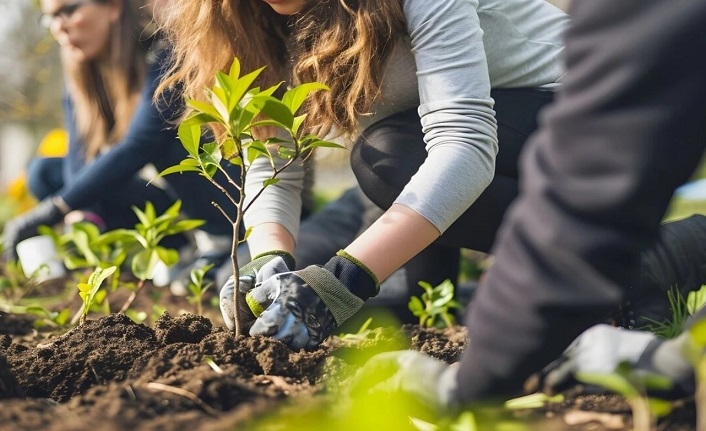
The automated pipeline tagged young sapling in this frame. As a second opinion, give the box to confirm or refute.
[159,57,342,335]
[77,266,117,324]
[408,279,461,328]
[187,263,214,316]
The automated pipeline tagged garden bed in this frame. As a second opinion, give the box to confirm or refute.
[0,280,698,431]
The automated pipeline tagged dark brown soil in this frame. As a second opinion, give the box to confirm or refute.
[0,310,697,431]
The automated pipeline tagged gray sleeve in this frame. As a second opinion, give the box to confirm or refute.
[396,0,498,233]
[243,151,305,239]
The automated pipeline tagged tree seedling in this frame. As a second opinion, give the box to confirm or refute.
[77,266,117,325]
[575,361,673,431]
[159,57,341,335]
[111,200,205,312]
[187,263,214,316]
[408,279,461,328]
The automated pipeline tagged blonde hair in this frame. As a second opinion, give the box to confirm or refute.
[158,0,405,136]
[64,0,152,159]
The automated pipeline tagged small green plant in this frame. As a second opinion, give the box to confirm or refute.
[0,259,41,305]
[643,285,706,339]
[339,317,374,344]
[112,200,204,312]
[186,263,214,316]
[159,57,341,336]
[575,361,673,431]
[408,279,461,328]
[77,266,117,324]
[503,392,564,410]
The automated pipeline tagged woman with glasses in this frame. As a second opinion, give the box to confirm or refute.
[2,0,242,274]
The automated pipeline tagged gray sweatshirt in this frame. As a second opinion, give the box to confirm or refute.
[244,0,568,241]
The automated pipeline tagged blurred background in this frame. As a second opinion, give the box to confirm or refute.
[0,0,569,208]
[16,0,706,232]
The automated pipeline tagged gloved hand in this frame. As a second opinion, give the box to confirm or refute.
[536,324,694,399]
[248,250,379,350]
[349,350,459,413]
[219,250,295,331]
[2,198,66,262]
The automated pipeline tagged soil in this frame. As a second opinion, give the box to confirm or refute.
[0,281,698,431]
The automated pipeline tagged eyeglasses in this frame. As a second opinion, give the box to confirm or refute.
[39,0,95,29]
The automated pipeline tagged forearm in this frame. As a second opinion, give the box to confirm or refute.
[247,222,296,257]
[345,203,440,282]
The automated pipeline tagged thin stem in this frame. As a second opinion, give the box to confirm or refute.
[628,396,653,431]
[119,279,145,314]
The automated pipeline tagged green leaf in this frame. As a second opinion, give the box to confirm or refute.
[156,246,179,266]
[221,137,238,160]
[228,57,241,81]
[186,98,223,123]
[263,178,280,187]
[277,146,297,159]
[247,141,272,165]
[177,123,202,157]
[576,372,638,398]
[181,112,220,128]
[131,249,160,281]
[210,87,230,124]
[302,139,347,152]
[254,97,294,129]
[690,320,706,347]
[229,66,267,114]
[282,82,329,115]
[157,164,202,177]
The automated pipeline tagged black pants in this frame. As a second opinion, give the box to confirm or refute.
[350,89,555,289]
[456,0,706,403]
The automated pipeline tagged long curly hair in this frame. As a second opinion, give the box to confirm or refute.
[63,0,152,159]
[158,0,405,137]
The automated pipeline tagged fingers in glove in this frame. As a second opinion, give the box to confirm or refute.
[249,272,337,350]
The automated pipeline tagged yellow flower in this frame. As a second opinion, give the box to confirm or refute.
[6,175,28,201]
[37,128,69,157]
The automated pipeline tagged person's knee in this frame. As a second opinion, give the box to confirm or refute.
[351,109,426,208]
[26,157,63,200]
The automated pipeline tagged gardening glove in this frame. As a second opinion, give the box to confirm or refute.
[536,323,695,399]
[2,197,67,262]
[248,250,379,350]
[219,250,295,331]
[349,350,459,413]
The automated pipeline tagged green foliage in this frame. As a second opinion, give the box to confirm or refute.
[187,263,214,316]
[77,266,117,324]
[643,285,706,339]
[0,259,40,305]
[158,57,340,335]
[338,317,374,344]
[118,200,204,281]
[504,393,564,410]
[408,279,461,328]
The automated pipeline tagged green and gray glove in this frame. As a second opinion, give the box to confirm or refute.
[219,250,295,331]
[248,250,379,350]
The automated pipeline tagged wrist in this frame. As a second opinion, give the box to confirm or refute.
[324,250,379,300]
[252,250,295,270]
[51,196,71,215]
